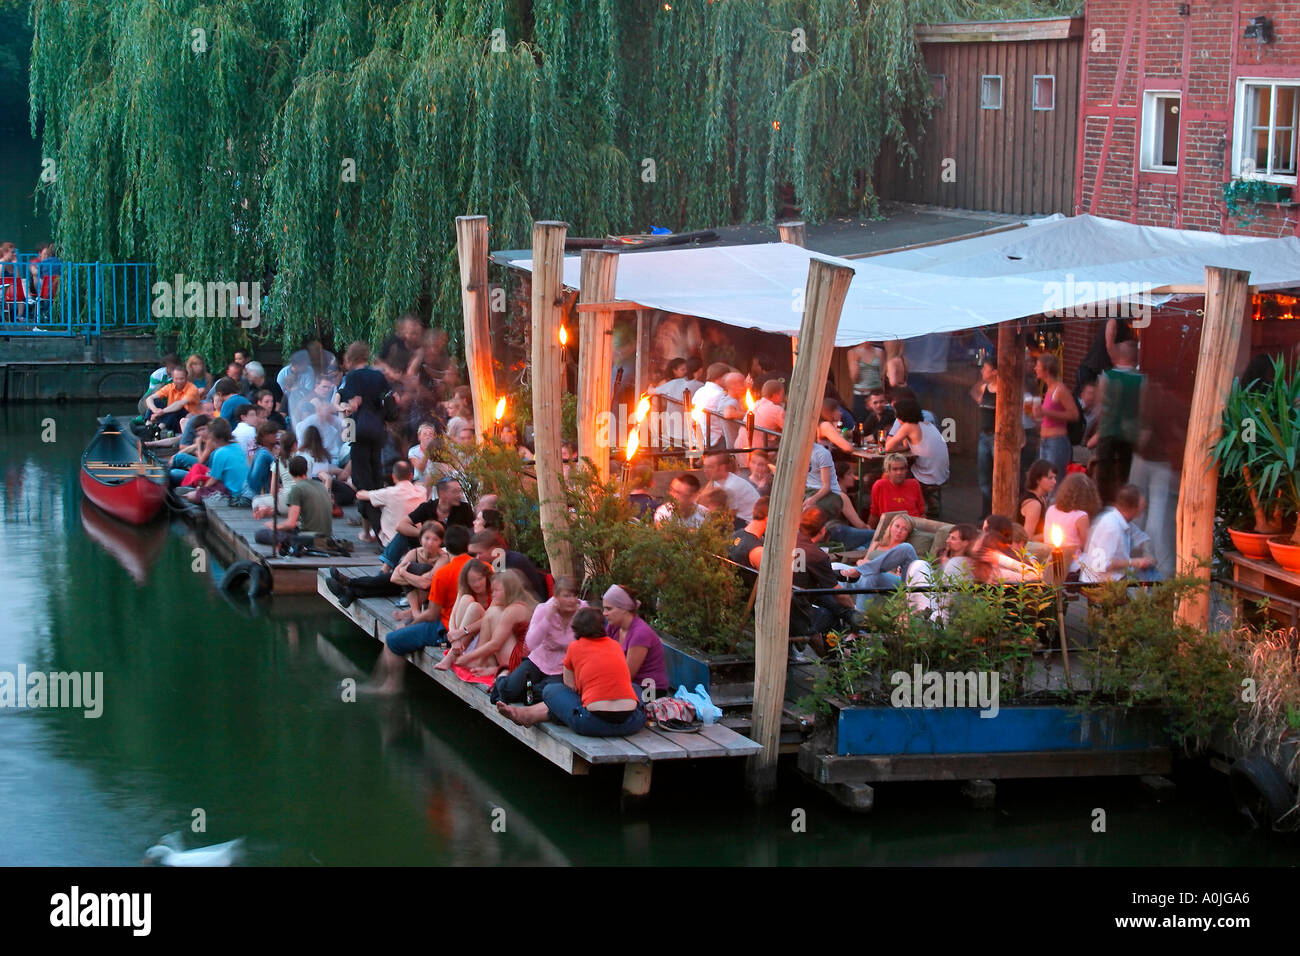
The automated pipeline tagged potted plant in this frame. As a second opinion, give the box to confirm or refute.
[1212,357,1300,567]
[1223,179,1295,225]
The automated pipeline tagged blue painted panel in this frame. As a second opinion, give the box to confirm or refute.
[836,706,1166,756]
[662,641,711,694]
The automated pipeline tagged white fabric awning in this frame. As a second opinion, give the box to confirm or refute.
[509,214,1300,346]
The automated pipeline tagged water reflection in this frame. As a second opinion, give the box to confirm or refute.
[79,499,169,585]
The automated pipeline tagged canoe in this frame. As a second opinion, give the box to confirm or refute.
[79,416,168,524]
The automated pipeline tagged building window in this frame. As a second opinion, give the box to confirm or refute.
[981,75,1002,110]
[1234,79,1299,182]
[1140,91,1181,172]
[1032,75,1055,111]
[930,74,945,105]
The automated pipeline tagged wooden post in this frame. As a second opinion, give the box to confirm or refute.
[456,215,495,438]
[777,220,807,247]
[746,258,855,803]
[578,251,618,483]
[531,221,575,580]
[1175,266,1250,628]
[634,309,653,409]
[992,321,1025,519]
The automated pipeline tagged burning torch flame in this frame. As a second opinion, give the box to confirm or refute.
[625,429,639,462]
[494,397,506,421]
[690,388,708,432]
[634,393,650,425]
[744,389,756,413]
[558,325,568,346]
[1049,524,1063,549]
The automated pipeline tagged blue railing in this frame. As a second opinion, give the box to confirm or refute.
[0,259,157,336]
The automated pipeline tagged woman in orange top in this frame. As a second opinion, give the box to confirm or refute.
[497,607,645,737]
[457,569,537,679]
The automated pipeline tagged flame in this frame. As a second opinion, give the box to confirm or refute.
[494,397,506,421]
[625,429,639,462]
[744,389,756,413]
[558,324,568,346]
[633,393,650,424]
[1049,524,1063,549]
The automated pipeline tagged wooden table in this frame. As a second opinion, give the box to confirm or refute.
[1223,550,1300,630]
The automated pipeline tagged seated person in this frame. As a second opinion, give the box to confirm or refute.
[231,402,264,458]
[654,474,706,528]
[467,530,547,603]
[489,576,586,705]
[253,388,286,429]
[145,366,202,432]
[846,513,919,612]
[868,453,925,527]
[294,398,346,463]
[1080,484,1156,584]
[246,422,280,497]
[1043,472,1101,575]
[884,397,948,519]
[702,451,759,522]
[329,521,446,611]
[625,464,659,521]
[433,558,495,670]
[167,414,212,485]
[1019,459,1057,542]
[902,523,978,621]
[497,607,647,738]
[745,450,773,497]
[357,460,428,547]
[454,569,538,679]
[698,487,742,531]
[499,421,534,461]
[973,515,1042,583]
[824,459,874,550]
[188,417,249,502]
[601,585,669,701]
[728,496,767,571]
[254,456,332,540]
[791,507,859,640]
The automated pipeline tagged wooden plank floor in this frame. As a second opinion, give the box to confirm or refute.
[317,566,762,779]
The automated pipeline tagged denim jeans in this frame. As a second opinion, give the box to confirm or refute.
[379,534,415,570]
[977,431,994,518]
[1038,434,1073,486]
[385,620,448,656]
[542,683,646,737]
[854,543,918,613]
[490,658,559,705]
[825,522,874,551]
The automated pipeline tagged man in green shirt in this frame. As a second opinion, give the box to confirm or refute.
[1094,340,1144,505]
[264,456,334,536]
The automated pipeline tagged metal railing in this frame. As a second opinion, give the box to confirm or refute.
[0,258,156,337]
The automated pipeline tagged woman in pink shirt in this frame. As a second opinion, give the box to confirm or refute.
[488,576,585,705]
[1043,472,1102,574]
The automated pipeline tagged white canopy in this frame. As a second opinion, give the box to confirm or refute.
[511,214,1300,346]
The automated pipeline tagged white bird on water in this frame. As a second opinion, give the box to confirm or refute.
[143,833,244,867]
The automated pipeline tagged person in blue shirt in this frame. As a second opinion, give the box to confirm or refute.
[193,417,250,502]
[246,422,280,496]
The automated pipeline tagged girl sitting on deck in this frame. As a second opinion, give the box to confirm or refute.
[455,569,537,679]
[489,576,586,706]
[434,558,494,671]
[600,585,669,701]
[903,523,979,621]
[497,607,646,738]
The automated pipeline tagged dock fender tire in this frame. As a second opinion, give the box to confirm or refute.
[1229,755,1294,830]
[220,559,273,599]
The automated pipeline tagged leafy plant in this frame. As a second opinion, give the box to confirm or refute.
[1231,625,1300,829]
[1211,356,1300,543]
[431,440,547,567]
[1223,179,1293,225]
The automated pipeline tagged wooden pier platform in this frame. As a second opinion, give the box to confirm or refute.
[318,566,762,800]
[199,498,385,594]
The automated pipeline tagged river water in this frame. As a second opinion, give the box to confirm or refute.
[0,403,1292,866]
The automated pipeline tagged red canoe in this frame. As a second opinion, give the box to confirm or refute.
[80,416,168,524]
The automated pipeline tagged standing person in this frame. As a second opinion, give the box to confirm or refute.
[690,363,728,445]
[712,372,748,449]
[601,585,669,700]
[849,341,886,423]
[337,342,391,543]
[496,608,646,738]
[1031,353,1078,481]
[970,359,998,519]
[1093,340,1144,504]
[1075,317,1135,392]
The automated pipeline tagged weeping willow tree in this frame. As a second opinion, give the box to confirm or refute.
[30,0,1077,362]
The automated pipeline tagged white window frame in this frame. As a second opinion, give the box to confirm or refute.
[980,75,1002,110]
[1139,90,1181,173]
[1232,78,1300,184]
[1032,75,1055,111]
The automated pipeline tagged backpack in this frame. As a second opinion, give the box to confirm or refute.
[380,388,400,422]
[1067,391,1086,445]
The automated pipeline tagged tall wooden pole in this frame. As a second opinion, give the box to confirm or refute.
[634,309,653,409]
[578,251,618,483]
[746,258,855,803]
[992,321,1025,519]
[531,221,575,580]
[1176,266,1250,628]
[456,215,495,438]
[777,221,807,247]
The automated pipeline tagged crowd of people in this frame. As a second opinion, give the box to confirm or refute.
[0,242,62,323]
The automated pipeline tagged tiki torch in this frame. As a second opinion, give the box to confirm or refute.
[622,428,639,493]
[493,396,506,441]
[744,388,756,448]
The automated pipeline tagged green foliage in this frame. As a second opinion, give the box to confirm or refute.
[1233,625,1300,815]
[430,439,547,567]
[1211,356,1300,542]
[1222,179,1294,225]
[30,0,1075,364]
[556,462,747,655]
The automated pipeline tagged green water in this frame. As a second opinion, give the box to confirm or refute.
[0,126,49,251]
[0,403,1294,866]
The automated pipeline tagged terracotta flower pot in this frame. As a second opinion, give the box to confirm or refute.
[1266,538,1300,573]
[1229,527,1282,560]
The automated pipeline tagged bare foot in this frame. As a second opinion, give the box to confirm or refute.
[496,702,545,727]
[392,608,412,622]
[433,649,458,671]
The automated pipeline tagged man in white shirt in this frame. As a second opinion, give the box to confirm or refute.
[357,461,429,547]
[231,403,264,458]
[701,451,759,522]
[689,363,728,445]
[654,474,707,529]
[1080,484,1156,583]
[295,398,345,463]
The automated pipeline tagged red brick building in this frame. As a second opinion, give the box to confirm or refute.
[1076,0,1300,236]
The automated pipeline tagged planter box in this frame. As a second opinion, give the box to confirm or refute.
[834,703,1167,756]
[660,636,757,692]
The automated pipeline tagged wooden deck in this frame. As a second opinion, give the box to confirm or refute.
[318,566,762,799]
[200,498,385,594]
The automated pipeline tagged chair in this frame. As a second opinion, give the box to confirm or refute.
[0,273,25,325]
[30,271,59,325]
